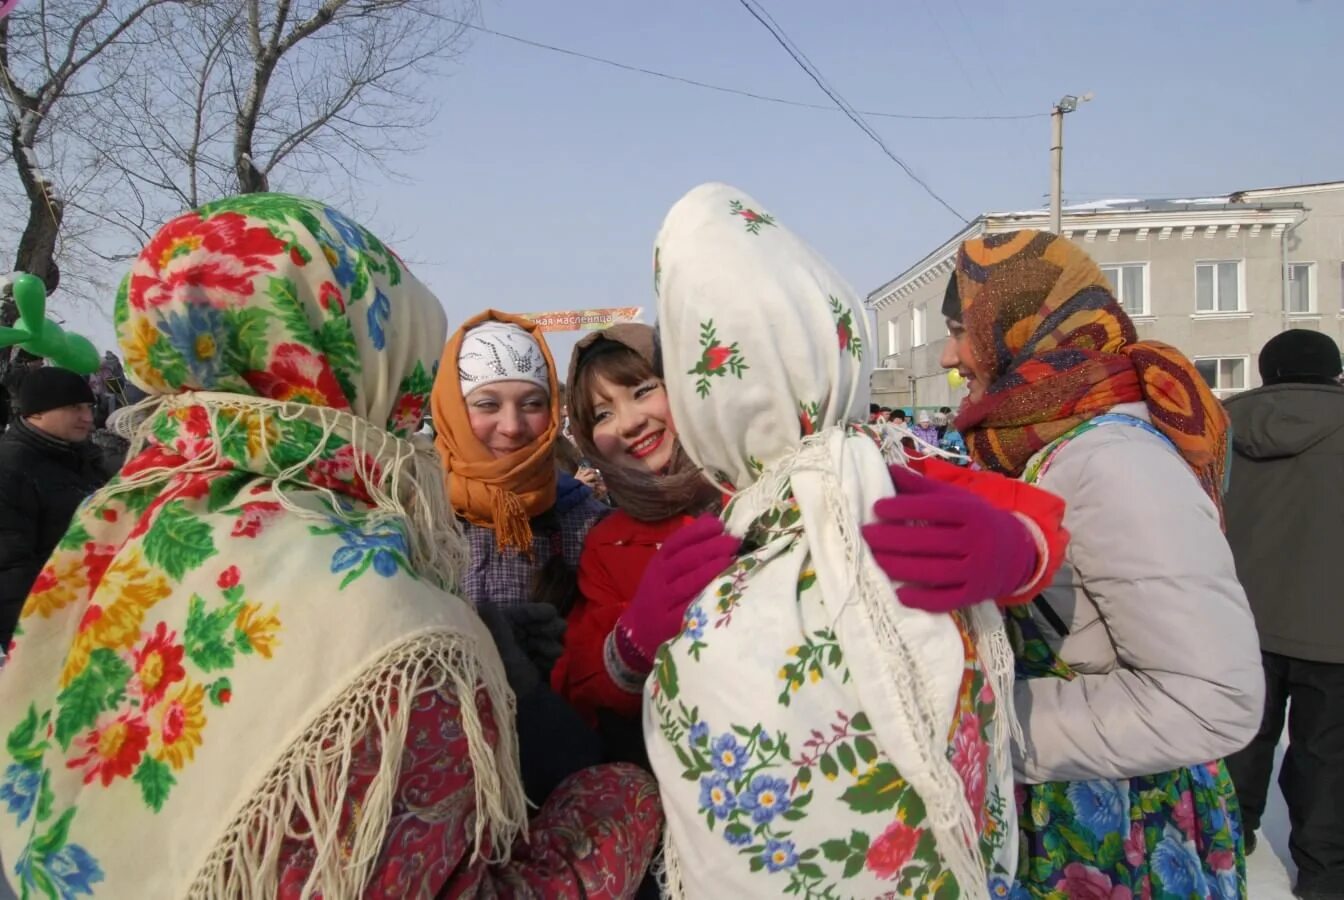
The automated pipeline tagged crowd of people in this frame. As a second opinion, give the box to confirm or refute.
[0,186,1337,899]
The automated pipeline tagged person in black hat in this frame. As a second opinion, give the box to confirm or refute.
[1223,330,1344,898]
[0,366,113,652]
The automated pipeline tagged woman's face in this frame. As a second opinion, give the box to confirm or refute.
[588,373,678,474]
[940,318,987,404]
[466,381,551,458]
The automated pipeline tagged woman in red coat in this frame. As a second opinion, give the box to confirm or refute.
[552,324,1071,759]
[551,326,722,734]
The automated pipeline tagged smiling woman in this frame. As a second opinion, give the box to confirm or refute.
[551,324,723,756]
[430,310,609,612]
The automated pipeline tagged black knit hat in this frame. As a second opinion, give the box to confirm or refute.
[18,366,95,416]
[1259,330,1342,386]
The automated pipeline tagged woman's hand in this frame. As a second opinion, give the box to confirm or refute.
[863,465,1038,613]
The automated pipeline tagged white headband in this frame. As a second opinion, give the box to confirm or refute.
[458,321,550,397]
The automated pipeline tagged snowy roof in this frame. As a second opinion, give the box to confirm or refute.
[989,195,1269,217]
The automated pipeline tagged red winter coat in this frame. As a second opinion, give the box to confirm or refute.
[552,510,692,725]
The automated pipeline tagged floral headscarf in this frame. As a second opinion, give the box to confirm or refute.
[952,230,1229,509]
[644,184,1016,899]
[0,195,522,898]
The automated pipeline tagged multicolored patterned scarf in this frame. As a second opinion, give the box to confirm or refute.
[645,183,1017,899]
[0,195,523,898]
[952,230,1229,509]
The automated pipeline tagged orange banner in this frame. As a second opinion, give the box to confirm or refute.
[516,307,643,333]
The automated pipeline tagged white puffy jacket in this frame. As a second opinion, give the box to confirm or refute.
[1013,402,1264,784]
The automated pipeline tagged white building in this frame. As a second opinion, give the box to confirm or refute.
[866,181,1344,411]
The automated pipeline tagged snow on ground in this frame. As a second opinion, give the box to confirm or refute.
[1248,737,1296,898]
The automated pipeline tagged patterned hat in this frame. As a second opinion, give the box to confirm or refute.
[457,321,549,397]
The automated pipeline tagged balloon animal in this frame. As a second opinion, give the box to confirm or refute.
[0,273,100,374]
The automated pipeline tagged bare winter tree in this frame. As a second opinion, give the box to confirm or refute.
[0,0,182,327]
[98,0,477,215]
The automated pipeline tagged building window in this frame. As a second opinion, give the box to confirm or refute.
[1286,262,1315,314]
[1195,261,1243,313]
[912,304,927,347]
[1195,357,1248,395]
[1100,264,1148,316]
[887,320,899,356]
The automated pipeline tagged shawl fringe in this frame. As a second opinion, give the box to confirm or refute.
[188,631,526,899]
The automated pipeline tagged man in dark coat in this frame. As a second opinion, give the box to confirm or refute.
[1224,329,1344,900]
[0,367,111,651]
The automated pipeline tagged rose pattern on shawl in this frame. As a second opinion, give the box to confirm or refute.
[828,295,863,358]
[688,319,747,398]
[728,199,776,234]
[951,715,990,830]
[388,360,432,436]
[866,820,923,880]
[798,401,822,437]
[244,342,349,409]
[128,210,288,311]
[230,500,283,539]
[1007,602,1247,898]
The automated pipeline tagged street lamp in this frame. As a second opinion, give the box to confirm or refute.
[1050,92,1094,234]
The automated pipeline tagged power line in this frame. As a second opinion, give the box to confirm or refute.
[733,0,970,223]
[445,18,1046,123]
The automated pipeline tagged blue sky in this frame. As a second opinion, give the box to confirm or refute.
[68,0,1340,367]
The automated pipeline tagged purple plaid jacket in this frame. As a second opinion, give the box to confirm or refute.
[462,475,608,609]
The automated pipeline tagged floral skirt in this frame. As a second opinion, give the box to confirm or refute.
[1013,759,1246,899]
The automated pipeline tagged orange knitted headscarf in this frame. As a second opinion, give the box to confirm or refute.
[431,310,559,551]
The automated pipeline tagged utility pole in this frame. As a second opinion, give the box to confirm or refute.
[1050,93,1093,234]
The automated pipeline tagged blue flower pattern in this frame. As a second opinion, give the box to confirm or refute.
[682,604,707,640]
[740,775,790,825]
[44,844,104,899]
[324,207,368,249]
[158,302,227,384]
[13,834,104,900]
[325,519,411,585]
[1151,827,1208,897]
[0,763,39,823]
[367,288,390,351]
[1066,779,1128,839]
[323,239,357,288]
[710,734,747,779]
[761,838,798,873]
[699,774,736,819]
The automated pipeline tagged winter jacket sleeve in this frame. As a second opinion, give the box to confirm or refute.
[1012,425,1264,784]
[552,537,644,723]
[0,467,44,614]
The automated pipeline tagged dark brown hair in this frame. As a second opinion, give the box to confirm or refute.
[569,338,718,522]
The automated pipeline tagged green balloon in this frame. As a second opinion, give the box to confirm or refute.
[0,273,100,374]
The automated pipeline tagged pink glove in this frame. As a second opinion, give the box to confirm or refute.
[862,465,1037,613]
[614,515,739,672]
